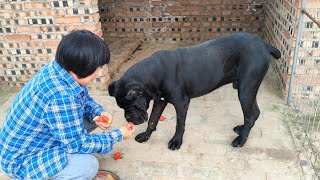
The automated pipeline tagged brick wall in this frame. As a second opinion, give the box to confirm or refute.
[0,0,266,90]
[0,0,109,90]
[263,0,299,97]
[264,0,320,99]
[3,0,317,96]
[99,0,266,42]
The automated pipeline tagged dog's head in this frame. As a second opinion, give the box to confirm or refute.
[108,80,151,125]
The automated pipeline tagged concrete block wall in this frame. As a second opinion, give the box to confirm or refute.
[99,0,266,42]
[0,0,109,90]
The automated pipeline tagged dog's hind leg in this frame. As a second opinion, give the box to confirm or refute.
[135,100,167,143]
[233,99,260,135]
[232,92,261,147]
[231,62,268,147]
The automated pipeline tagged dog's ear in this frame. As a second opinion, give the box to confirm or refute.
[125,83,144,100]
[108,80,118,97]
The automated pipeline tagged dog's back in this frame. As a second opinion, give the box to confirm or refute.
[161,33,280,97]
[122,33,280,98]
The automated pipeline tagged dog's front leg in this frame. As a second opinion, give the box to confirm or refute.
[135,99,167,143]
[168,98,190,150]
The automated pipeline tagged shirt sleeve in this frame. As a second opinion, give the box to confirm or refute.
[83,87,104,120]
[43,94,123,154]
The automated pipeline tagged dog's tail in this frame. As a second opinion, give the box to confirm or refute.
[265,43,281,59]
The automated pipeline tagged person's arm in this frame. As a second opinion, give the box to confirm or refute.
[82,87,104,120]
[43,94,122,154]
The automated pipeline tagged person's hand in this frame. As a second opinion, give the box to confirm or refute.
[120,122,136,140]
[95,111,113,130]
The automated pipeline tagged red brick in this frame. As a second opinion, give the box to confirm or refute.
[13,4,23,10]
[203,22,211,26]
[6,34,31,41]
[153,32,161,37]
[79,0,95,6]
[181,11,191,16]
[173,33,181,38]
[151,1,161,6]
[25,10,38,16]
[162,32,172,38]
[2,4,12,10]
[126,33,135,38]
[283,31,291,39]
[191,12,201,16]
[67,23,101,32]
[25,2,49,9]
[30,41,44,48]
[185,6,206,11]
[110,33,118,37]
[183,22,191,27]
[171,12,181,16]
[162,22,171,26]
[55,16,80,24]
[222,10,232,15]
[117,23,125,28]
[166,6,185,11]
[16,27,42,33]
[151,12,161,16]
[45,41,60,47]
[208,0,222,4]
[6,63,14,69]
[180,0,190,5]
[173,22,181,27]
[244,11,252,15]
[125,23,134,27]
[232,22,241,26]
[0,12,11,18]
[143,24,152,28]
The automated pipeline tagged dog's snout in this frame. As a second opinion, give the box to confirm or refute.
[125,115,131,120]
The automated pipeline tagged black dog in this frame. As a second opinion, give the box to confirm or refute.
[108,32,281,150]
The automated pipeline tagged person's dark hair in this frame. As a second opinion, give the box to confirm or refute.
[55,30,110,78]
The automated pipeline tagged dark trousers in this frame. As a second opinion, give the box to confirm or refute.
[83,118,98,133]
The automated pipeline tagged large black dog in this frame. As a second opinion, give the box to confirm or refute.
[108,32,281,150]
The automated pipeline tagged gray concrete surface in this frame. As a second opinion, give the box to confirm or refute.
[0,42,304,180]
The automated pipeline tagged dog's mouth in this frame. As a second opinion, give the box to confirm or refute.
[124,107,148,125]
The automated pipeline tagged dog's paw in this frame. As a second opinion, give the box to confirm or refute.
[168,137,183,150]
[233,125,244,135]
[231,135,247,147]
[135,132,150,143]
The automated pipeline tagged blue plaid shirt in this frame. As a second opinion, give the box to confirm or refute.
[0,61,123,179]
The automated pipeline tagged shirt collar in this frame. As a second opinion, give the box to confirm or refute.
[52,60,84,94]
